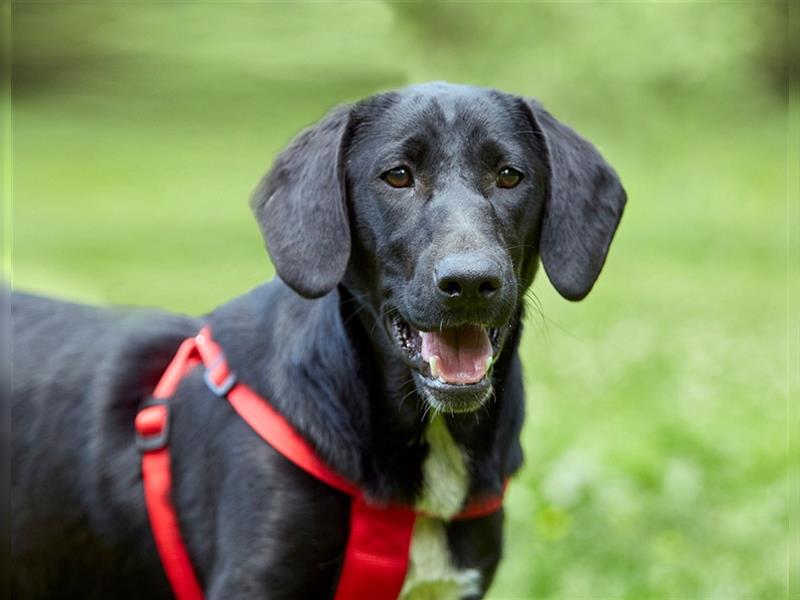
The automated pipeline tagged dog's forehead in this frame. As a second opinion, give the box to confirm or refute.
[362,84,517,140]
[401,83,499,121]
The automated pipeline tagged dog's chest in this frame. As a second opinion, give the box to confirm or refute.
[399,416,481,600]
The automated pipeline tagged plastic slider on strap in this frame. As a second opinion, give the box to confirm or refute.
[135,399,171,452]
[203,356,237,397]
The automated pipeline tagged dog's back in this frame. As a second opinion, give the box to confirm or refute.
[9,292,197,599]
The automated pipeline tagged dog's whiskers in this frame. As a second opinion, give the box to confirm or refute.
[503,243,536,252]
[523,288,548,339]
[397,387,420,410]
[341,303,370,328]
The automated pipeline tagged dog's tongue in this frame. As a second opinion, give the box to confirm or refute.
[420,325,492,385]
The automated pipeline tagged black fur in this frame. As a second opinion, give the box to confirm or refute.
[8,82,626,599]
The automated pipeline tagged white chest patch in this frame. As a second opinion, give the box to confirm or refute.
[399,416,481,600]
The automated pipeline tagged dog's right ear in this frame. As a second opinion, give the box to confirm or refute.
[251,105,353,299]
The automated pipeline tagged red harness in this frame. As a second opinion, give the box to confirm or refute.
[135,327,506,600]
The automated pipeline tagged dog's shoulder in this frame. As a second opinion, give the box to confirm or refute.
[206,281,368,482]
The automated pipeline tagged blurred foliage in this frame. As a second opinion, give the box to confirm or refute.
[7,1,797,598]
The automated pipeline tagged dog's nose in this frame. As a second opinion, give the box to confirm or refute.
[434,253,503,307]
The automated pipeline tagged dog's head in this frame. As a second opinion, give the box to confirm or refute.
[252,83,626,414]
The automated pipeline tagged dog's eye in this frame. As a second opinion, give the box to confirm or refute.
[382,167,413,188]
[496,167,523,189]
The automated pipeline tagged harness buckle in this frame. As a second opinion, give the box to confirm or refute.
[135,398,171,452]
[203,357,237,397]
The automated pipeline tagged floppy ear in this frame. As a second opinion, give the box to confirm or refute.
[251,105,353,299]
[524,99,627,301]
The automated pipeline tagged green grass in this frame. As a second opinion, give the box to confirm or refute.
[8,2,796,598]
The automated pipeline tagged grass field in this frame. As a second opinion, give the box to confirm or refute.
[7,2,797,598]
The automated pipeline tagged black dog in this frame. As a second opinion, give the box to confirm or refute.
[9,82,626,599]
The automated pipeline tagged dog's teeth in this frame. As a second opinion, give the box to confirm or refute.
[428,356,440,378]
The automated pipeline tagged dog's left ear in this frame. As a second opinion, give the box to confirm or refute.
[523,99,627,301]
[251,105,353,299]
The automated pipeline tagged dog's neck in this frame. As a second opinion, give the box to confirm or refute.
[208,281,524,506]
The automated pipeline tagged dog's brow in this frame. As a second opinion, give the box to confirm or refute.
[374,134,430,168]
[475,138,528,169]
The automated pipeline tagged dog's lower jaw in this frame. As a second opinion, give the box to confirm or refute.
[400,415,482,599]
[417,380,493,415]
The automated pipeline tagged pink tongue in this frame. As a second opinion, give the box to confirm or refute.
[420,325,492,385]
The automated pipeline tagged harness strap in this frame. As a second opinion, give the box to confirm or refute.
[135,339,204,600]
[334,496,416,600]
[136,327,506,600]
[197,331,360,496]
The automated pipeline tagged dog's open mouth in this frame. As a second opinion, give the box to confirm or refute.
[387,314,502,412]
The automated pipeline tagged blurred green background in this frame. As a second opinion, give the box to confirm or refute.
[6,1,797,598]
